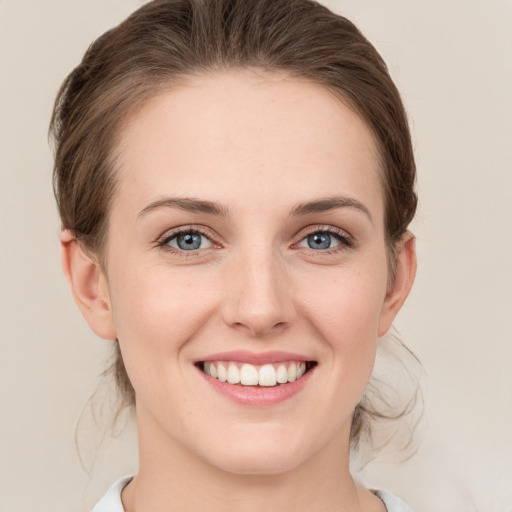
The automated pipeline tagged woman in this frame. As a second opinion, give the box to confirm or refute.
[51,0,418,510]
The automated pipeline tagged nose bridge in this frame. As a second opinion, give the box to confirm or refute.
[223,240,293,337]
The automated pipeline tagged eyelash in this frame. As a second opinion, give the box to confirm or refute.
[295,225,355,254]
[155,225,354,257]
[156,226,218,256]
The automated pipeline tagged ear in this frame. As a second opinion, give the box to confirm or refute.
[378,232,417,337]
[60,230,117,340]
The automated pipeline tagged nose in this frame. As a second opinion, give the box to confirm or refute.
[221,247,295,338]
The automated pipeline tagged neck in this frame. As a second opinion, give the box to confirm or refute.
[122,406,379,512]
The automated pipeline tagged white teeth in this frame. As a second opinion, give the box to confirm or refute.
[287,363,297,382]
[203,361,312,387]
[217,363,227,382]
[227,364,241,384]
[240,364,259,385]
[258,364,277,387]
[276,364,288,384]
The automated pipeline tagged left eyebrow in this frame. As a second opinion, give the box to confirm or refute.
[289,196,373,223]
[138,197,228,217]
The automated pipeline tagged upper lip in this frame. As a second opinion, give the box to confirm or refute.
[196,350,314,365]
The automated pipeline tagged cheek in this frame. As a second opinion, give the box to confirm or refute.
[296,262,388,385]
[300,264,386,339]
[109,265,219,376]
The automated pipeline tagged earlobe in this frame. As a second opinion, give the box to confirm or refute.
[60,230,117,340]
[378,232,417,337]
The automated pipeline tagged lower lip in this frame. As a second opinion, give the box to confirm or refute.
[198,366,315,407]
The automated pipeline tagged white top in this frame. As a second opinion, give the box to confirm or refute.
[92,476,412,512]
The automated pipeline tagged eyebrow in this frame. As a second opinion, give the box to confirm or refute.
[138,195,372,222]
[138,197,228,217]
[290,196,373,222]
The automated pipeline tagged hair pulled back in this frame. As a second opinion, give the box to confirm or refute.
[50,0,418,451]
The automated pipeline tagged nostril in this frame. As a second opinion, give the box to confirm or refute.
[229,319,289,337]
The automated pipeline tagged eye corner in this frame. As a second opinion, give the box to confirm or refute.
[154,225,222,256]
[292,225,355,254]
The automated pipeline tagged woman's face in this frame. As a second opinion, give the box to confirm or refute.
[97,70,409,474]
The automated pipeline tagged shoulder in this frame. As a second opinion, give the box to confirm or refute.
[373,489,413,512]
[92,476,132,512]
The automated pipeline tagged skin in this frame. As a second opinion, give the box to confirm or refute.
[61,70,416,511]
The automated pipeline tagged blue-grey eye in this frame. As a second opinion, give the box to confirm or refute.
[168,232,212,251]
[299,231,341,250]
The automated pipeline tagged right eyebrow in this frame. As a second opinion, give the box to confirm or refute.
[289,196,373,223]
[138,197,228,218]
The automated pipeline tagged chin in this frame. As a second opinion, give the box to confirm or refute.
[213,451,304,476]
[198,429,312,476]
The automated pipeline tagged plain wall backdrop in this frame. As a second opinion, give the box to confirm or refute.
[1,1,511,511]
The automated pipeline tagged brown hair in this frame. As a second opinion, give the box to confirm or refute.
[50,0,418,451]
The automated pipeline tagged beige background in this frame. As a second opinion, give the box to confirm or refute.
[1,1,511,511]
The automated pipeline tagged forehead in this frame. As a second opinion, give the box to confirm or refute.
[112,70,383,219]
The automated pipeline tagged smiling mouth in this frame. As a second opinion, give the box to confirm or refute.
[196,361,317,388]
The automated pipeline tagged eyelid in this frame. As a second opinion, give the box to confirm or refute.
[154,224,355,256]
[155,225,221,253]
[292,225,355,251]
